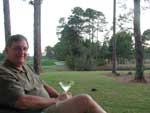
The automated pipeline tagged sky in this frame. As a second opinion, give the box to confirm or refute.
[0,0,150,56]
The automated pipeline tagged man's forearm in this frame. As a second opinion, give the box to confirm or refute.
[15,95,57,110]
[44,84,60,97]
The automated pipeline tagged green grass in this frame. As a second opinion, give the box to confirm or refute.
[41,58,56,66]
[27,58,57,66]
[41,71,150,113]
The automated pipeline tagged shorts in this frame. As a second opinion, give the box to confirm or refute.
[42,103,59,113]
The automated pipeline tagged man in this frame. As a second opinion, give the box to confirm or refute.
[0,34,107,113]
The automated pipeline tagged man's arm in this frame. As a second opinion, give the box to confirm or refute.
[43,84,60,97]
[15,95,58,110]
[15,93,72,110]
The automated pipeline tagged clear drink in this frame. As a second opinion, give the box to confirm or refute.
[59,81,74,92]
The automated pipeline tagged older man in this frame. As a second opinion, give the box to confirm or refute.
[0,34,107,113]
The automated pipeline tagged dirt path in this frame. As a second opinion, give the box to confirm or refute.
[107,73,150,84]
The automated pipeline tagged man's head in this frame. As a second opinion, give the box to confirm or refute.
[5,34,29,68]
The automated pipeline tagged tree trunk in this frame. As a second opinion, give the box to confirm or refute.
[112,0,117,74]
[3,0,11,44]
[134,0,145,81]
[34,0,41,75]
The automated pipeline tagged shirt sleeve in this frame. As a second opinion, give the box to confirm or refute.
[0,73,25,108]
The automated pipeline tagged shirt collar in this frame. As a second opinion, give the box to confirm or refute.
[3,60,26,73]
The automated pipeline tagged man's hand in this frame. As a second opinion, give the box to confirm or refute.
[57,92,72,101]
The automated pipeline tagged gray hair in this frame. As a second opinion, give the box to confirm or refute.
[6,34,29,48]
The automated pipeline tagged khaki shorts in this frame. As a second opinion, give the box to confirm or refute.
[42,103,60,113]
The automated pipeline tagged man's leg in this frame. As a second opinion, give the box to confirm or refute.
[44,94,107,113]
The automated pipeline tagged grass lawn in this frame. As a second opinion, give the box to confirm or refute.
[41,71,150,113]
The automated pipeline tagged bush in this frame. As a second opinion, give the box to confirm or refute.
[65,54,96,71]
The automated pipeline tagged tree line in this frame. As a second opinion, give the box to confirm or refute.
[45,6,150,71]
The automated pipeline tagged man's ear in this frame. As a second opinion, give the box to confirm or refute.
[4,47,8,54]
[3,48,8,57]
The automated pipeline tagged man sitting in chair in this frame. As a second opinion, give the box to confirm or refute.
[0,34,107,113]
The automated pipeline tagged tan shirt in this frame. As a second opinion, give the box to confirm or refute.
[0,60,49,113]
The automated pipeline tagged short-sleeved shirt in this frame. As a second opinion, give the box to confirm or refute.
[0,60,50,113]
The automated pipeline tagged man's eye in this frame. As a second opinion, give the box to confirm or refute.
[23,47,28,51]
[13,47,28,51]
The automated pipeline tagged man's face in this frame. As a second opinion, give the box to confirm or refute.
[6,40,28,68]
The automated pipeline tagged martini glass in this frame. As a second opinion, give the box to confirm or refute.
[59,81,74,92]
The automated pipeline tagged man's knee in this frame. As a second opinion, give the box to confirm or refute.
[77,94,93,104]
